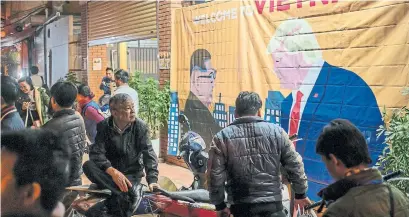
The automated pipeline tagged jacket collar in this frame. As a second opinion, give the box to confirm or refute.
[1,105,17,116]
[107,116,134,134]
[53,109,75,118]
[78,98,92,108]
[318,168,382,201]
[230,116,265,126]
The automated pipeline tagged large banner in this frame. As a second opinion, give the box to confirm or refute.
[168,0,409,200]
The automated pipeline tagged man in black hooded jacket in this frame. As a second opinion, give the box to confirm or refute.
[42,81,87,208]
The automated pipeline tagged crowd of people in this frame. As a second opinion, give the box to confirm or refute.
[1,68,409,217]
[206,92,409,217]
[1,67,157,217]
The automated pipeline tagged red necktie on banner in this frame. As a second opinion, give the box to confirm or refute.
[289,91,303,148]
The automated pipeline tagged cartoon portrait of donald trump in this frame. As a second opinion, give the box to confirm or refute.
[267,19,385,200]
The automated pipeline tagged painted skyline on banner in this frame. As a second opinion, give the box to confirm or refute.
[167,91,286,156]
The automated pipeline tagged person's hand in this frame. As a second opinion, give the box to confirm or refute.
[33,120,41,128]
[107,167,132,192]
[51,202,65,217]
[149,183,160,192]
[22,102,29,111]
[216,207,231,217]
[294,197,312,212]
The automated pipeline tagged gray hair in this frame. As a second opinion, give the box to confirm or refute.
[109,93,132,111]
[235,91,262,117]
[267,19,323,65]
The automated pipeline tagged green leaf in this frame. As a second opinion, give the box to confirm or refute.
[128,71,170,139]
[377,98,409,194]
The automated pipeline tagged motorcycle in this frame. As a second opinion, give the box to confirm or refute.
[157,114,297,217]
[176,114,209,190]
[65,114,216,217]
[66,114,298,217]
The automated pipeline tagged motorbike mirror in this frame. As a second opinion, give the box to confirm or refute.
[178,114,188,124]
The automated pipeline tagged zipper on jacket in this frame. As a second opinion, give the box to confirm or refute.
[120,133,126,171]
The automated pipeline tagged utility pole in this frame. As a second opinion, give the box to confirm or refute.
[43,0,53,85]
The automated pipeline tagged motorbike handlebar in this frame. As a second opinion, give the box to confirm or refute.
[289,133,298,141]
[177,151,186,160]
[304,200,325,211]
[383,170,402,181]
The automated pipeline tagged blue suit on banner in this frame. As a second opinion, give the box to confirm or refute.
[280,62,385,201]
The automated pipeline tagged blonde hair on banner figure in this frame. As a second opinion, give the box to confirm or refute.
[266,18,323,67]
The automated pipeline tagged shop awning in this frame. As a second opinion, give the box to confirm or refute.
[1,26,37,47]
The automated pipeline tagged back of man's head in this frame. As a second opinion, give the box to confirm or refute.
[1,129,71,213]
[50,81,77,108]
[1,75,20,105]
[235,91,262,117]
[114,69,129,84]
[316,119,372,168]
[30,66,39,75]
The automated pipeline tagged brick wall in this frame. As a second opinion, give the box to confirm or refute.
[158,0,186,168]
[80,0,187,167]
[88,45,108,99]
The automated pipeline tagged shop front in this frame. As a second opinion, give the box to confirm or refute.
[84,1,159,98]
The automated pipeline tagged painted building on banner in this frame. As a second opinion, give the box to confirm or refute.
[213,93,228,128]
[228,106,236,125]
[168,0,409,201]
[264,91,284,124]
[167,92,180,156]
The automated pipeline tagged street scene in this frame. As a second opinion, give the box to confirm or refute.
[1,1,409,217]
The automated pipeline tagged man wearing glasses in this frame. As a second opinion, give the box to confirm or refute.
[183,49,221,154]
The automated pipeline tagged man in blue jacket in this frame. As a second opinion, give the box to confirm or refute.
[100,67,114,95]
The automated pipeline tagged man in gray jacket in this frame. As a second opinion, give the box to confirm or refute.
[207,91,310,217]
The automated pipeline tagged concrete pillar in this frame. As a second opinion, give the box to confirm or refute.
[118,42,128,70]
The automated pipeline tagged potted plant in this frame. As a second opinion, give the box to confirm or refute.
[377,88,409,195]
[129,71,170,139]
[58,71,81,85]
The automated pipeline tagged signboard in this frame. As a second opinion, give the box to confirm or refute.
[159,51,171,70]
[92,57,102,70]
[170,0,409,201]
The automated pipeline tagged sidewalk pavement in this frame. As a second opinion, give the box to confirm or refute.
[81,154,193,189]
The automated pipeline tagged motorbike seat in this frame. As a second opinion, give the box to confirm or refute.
[156,188,211,203]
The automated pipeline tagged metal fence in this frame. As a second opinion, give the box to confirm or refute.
[128,47,158,76]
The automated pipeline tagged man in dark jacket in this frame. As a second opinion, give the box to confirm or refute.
[1,129,70,217]
[207,91,310,217]
[316,119,409,217]
[83,93,159,217]
[42,81,87,208]
[1,75,25,131]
